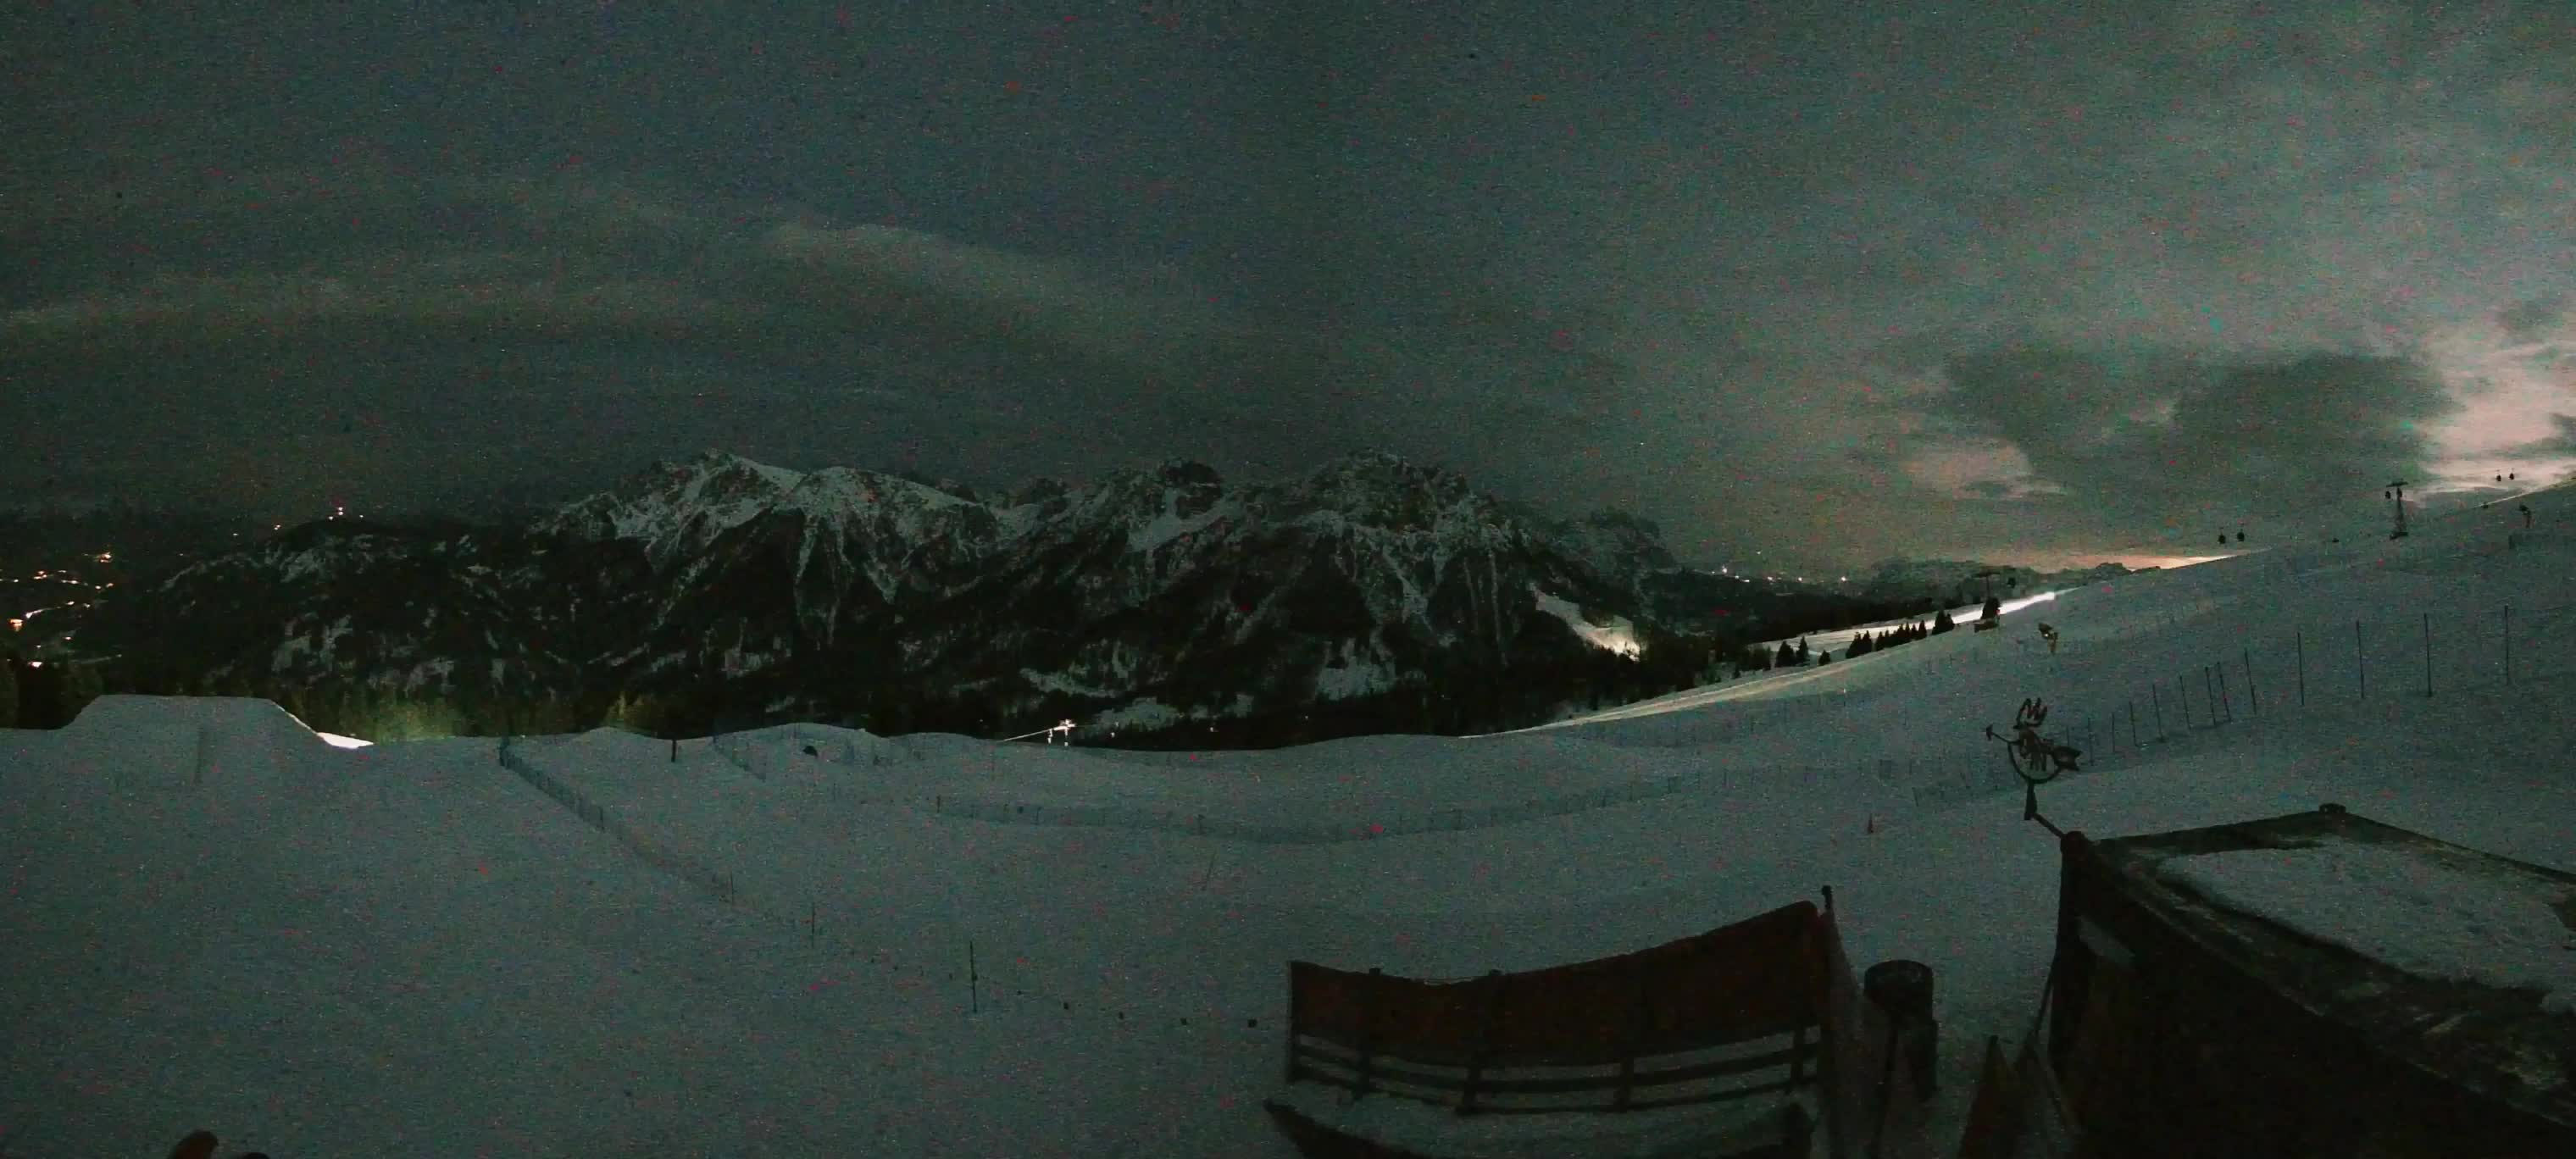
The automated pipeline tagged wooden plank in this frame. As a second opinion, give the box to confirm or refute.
[1266,1096,1809,1159]
[1274,900,1838,1131]
[1614,964,1655,1109]
[1457,970,1507,1116]
[1287,1039,1820,1102]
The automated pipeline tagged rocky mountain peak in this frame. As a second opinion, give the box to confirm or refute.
[534,448,808,566]
[1557,509,1681,578]
[93,446,1749,748]
[1262,451,1480,530]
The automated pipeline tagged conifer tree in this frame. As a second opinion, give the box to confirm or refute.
[57,661,104,725]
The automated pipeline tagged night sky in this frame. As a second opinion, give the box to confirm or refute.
[7,2,2573,571]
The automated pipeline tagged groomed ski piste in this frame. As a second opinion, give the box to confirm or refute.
[5,484,2572,1157]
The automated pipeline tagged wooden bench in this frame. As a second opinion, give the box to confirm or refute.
[1263,898,1842,1158]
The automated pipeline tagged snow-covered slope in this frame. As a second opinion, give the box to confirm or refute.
[10,481,2571,1156]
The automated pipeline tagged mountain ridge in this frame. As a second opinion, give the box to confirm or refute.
[92,449,1758,744]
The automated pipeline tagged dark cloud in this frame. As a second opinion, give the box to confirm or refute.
[0,173,1361,505]
[2,163,1646,522]
[7,1,2575,566]
[2501,413,2576,458]
[2497,294,2568,346]
[1930,346,2457,532]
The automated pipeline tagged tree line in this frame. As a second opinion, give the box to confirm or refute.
[42,591,1980,748]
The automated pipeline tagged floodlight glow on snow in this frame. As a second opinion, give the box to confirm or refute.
[1996,591,2059,615]
[318,732,375,748]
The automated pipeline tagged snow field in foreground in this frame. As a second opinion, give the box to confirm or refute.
[3,481,2572,1156]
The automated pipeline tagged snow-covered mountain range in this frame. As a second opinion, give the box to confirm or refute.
[90,450,1759,741]
[1856,557,2138,607]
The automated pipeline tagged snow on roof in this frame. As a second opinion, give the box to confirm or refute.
[2082,808,2576,1128]
[2159,839,2576,1013]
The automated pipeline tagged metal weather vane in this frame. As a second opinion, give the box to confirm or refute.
[1985,696,2084,837]
[1985,696,2083,783]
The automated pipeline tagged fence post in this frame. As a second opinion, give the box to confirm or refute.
[2296,629,2307,707]
[2243,648,2257,717]
[2179,673,2192,729]
[2130,700,2140,748]
[2355,620,2366,701]
[2216,664,2233,723]
[2151,685,2165,740]
[2422,611,2433,698]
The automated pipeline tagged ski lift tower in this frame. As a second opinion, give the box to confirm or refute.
[2387,480,2409,540]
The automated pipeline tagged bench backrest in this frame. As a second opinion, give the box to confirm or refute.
[1283,901,1831,1114]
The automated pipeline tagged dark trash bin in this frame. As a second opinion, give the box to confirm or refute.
[1864,959,1939,1095]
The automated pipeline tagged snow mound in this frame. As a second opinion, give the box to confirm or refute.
[709,722,891,777]
[532,724,677,756]
[55,695,332,791]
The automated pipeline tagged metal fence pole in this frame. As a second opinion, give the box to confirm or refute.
[2243,648,2257,717]
[2216,664,2233,723]
[2130,700,2140,748]
[2151,685,2165,740]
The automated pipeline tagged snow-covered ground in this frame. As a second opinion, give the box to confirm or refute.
[4,485,2573,1156]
